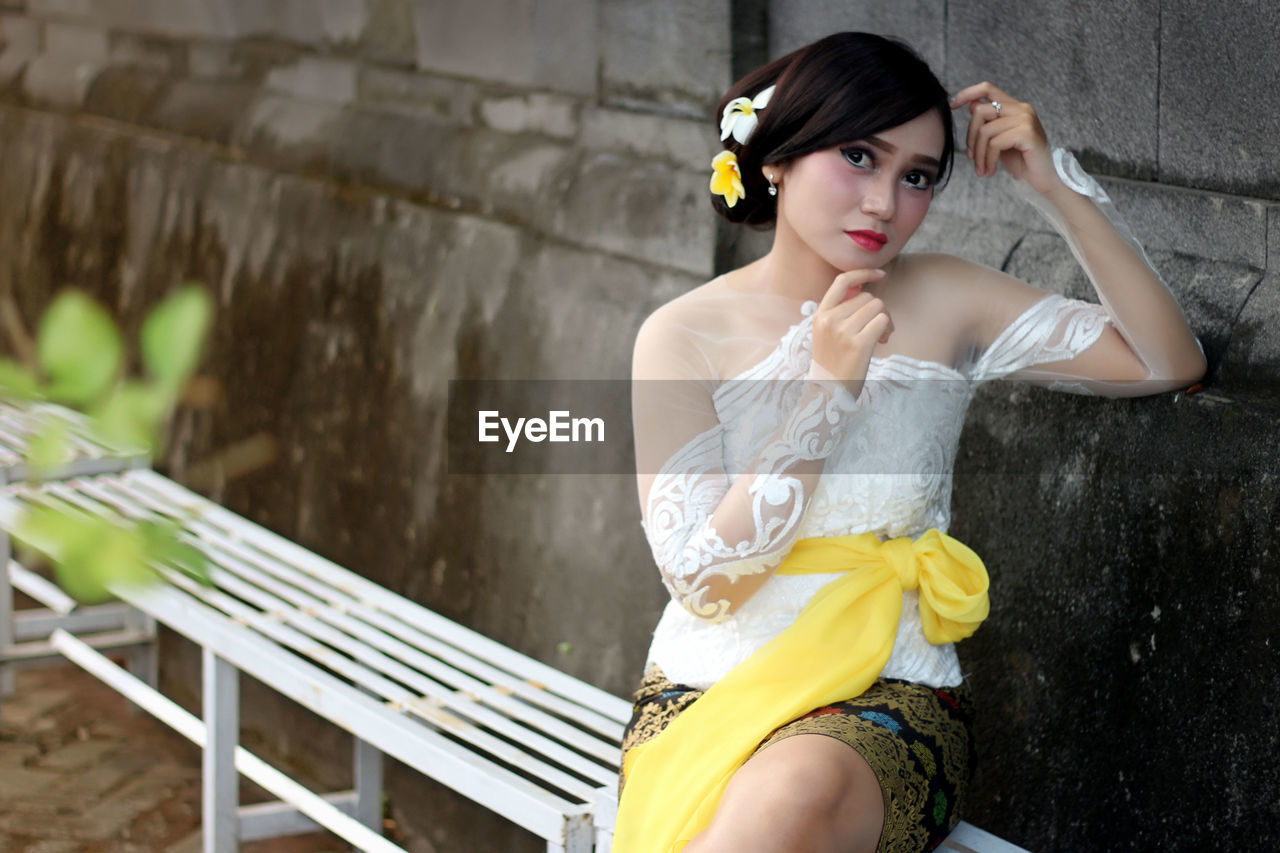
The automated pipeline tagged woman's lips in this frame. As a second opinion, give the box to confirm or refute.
[847,230,888,251]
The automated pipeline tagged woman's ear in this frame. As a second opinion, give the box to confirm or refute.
[761,164,783,195]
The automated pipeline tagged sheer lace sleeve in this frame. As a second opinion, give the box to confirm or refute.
[965,293,1113,388]
[965,148,1204,394]
[631,307,863,624]
[995,148,1204,394]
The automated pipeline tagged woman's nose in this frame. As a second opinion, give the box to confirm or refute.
[861,176,895,219]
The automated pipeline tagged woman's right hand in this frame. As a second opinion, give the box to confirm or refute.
[810,267,893,398]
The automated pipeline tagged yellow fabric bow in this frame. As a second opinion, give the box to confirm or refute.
[613,528,989,852]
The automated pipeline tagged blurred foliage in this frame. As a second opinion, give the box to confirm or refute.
[0,285,216,602]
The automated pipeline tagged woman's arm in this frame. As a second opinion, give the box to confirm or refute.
[950,83,1207,395]
[632,309,863,623]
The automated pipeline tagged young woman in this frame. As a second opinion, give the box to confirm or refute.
[615,32,1205,853]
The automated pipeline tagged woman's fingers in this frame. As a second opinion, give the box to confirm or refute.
[837,298,892,343]
[982,125,1035,177]
[949,80,1015,112]
[875,312,893,345]
[972,115,1022,176]
[952,82,1034,175]
[967,106,1002,168]
[811,269,893,388]
[817,267,885,313]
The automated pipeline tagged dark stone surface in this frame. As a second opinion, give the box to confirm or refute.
[1003,232,1259,368]
[946,0,1160,181]
[411,0,598,96]
[953,384,1280,851]
[1218,205,1280,402]
[769,0,945,71]
[1160,0,1280,200]
[600,0,731,115]
[144,77,258,145]
[1103,177,1269,269]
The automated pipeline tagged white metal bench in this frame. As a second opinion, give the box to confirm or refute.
[0,454,1029,851]
[0,468,630,852]
[0,400,153,711]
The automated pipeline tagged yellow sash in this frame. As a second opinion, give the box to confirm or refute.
[613,528,989,852]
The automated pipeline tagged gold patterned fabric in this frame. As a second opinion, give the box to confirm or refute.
[620,663,976,852]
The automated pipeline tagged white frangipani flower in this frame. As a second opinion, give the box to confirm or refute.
[719,84,775,145]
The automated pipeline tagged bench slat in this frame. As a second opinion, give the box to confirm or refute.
[13,602,131,640]
[109,474,630,738]
[0,402,146,483]
[119,578,591,842]
[8,560,77,614]
[162,566,609,802]
[19,484,620,804]
[91,475,627,757]
[73,477,625,771]
[127,469,633,721]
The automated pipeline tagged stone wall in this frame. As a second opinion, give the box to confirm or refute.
[1,1,1276,850]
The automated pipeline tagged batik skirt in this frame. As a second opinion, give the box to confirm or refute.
[618,663,977,852]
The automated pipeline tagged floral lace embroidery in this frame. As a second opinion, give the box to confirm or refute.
[643,373,862,623]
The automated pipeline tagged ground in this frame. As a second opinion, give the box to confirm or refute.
[0,662,413,852]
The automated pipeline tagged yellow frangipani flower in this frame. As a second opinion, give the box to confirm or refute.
[710,150,745,207]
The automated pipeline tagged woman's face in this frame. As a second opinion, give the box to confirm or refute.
[774,109,946,270]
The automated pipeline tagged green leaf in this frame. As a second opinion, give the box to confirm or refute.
[138,519,212,586]
[0,359,41,399]
[37,291,123,405]
[56,516,153,603]
[88,382,170,453]
[25,420,73,475]
[141,285,212,392]
[13,502,81,563]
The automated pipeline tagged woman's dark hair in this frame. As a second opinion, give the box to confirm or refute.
[711,32,955,228]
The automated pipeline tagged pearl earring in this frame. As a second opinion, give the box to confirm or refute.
[766,173,777,196]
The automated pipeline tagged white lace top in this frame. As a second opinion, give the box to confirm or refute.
[635,291,1113,690]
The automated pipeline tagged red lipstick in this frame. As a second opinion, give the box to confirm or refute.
[847,230,888,252]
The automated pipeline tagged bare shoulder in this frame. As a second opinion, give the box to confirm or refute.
[632,276,737,378]
[636,276,730,339]
[895,252,1007,293]
[895,252,1056,344]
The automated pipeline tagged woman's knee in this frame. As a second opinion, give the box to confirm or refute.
[698,735,885,851]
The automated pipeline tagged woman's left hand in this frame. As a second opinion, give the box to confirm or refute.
[950,82,1063,195]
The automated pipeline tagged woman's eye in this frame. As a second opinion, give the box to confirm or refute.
[842,148,871,168]
[904,171,935,190]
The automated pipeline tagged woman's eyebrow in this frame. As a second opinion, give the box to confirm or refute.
[865,136,942,169]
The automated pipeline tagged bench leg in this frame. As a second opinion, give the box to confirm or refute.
[355,735,384,832]
[546,813,594,853]
[0,532,15,707]
[123,607,157,690]
[203,647,239,853]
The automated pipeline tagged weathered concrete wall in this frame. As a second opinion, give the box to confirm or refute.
[0,2,726,849]
[0,1,1277,850]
